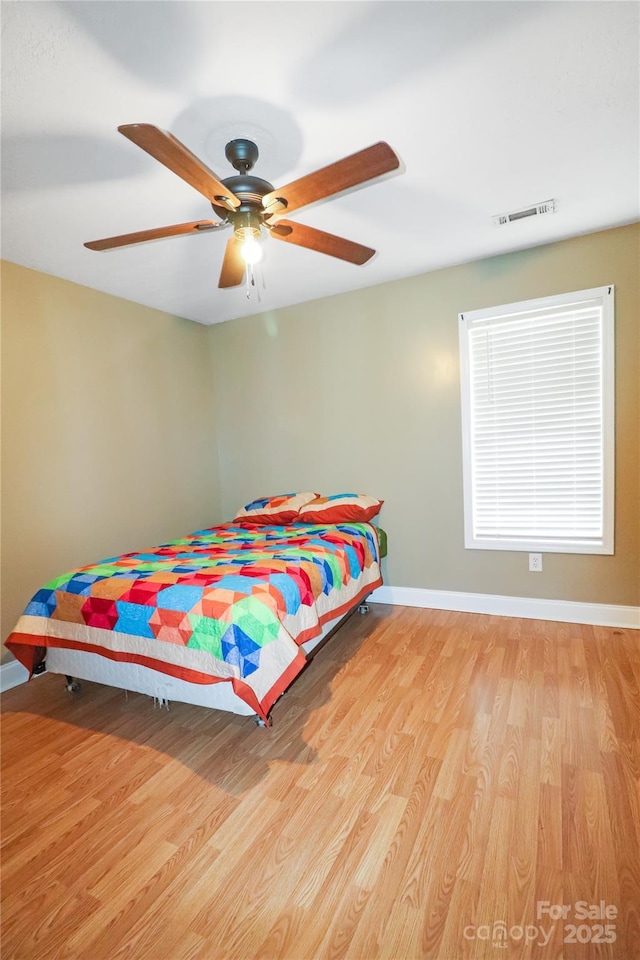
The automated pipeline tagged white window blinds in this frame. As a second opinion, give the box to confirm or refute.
[459,286,614,553]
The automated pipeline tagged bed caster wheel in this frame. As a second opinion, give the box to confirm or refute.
[65,676,81,693]
[358,603,369,614]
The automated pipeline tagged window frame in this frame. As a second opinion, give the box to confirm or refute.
[458,284,615,555]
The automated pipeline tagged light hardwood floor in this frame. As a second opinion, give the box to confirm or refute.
[2,604,639,960]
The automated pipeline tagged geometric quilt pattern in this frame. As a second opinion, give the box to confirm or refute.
[22,521,380,680]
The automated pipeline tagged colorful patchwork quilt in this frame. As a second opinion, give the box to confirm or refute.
[6,522,382,720]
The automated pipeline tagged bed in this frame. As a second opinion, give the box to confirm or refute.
[6,518,383,725]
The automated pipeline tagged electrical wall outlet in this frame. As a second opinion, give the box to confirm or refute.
[529,553,543,572]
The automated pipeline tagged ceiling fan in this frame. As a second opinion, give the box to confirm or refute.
[84,124,401,288]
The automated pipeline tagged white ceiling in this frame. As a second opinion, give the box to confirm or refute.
[2,1,638,326]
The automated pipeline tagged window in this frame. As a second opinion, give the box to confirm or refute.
[459,285,614,554]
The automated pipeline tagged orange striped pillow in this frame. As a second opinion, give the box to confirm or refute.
[298,494,383,524]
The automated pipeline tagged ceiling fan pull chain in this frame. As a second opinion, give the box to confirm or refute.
[242,263,262,302]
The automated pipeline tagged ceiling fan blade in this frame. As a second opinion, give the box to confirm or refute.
[219,237,245,288]
[118,124,240,211]
[262,142,400,216]
[269,220,375,265]
[84,220,221,251]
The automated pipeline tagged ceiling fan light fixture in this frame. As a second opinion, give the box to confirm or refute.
[232,208,264,263]
[240,235,263,265]
[232,208,261,240]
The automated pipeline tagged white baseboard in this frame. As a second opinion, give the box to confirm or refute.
[1,588,637,694]
[370,585,640,629]
[1,659,31,692]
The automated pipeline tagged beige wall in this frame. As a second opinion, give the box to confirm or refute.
[2,225,637,667]
[208,223,640,607]
[1,262,221,660]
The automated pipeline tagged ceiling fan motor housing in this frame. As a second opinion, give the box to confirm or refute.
[212,140,276,237]
[213,176,275,236]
